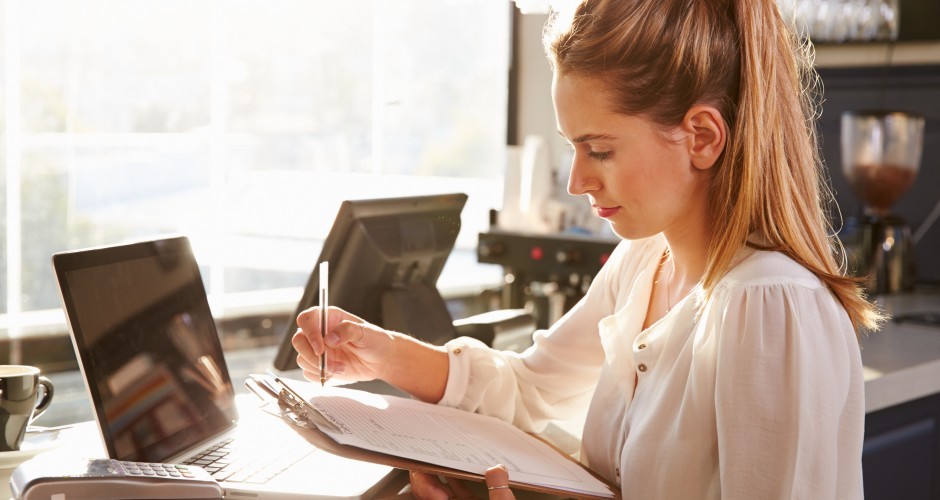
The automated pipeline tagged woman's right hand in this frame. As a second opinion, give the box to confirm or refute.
[292,306,397,384]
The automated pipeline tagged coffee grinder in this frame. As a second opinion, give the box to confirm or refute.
[840,110,925,294]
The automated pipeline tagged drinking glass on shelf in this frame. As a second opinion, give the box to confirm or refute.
[778,0,899,42]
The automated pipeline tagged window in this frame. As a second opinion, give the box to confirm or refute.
[1,0,510,338]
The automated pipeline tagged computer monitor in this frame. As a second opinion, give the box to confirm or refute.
[273,192,468,371]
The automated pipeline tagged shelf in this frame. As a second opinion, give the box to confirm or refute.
[814,41,940,67]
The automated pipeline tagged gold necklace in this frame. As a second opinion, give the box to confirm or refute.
[659,250,674,312]
[665,255,675,312]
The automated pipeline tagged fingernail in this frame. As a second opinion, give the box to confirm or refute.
[326,333,339,346]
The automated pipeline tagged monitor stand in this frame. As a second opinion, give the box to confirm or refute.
[381,284,457,345]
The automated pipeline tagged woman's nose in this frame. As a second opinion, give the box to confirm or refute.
[567,155,597,196]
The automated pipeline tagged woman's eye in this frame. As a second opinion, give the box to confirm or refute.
[588,150,612,161]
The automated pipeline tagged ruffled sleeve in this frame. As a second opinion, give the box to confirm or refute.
[703,253,865,498]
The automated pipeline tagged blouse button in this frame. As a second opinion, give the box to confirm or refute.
[638,364,647,372]
[453,348,462,356]
[615,467,620,477]
[637,343,647,350]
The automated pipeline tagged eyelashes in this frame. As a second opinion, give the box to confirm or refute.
[566,142,613,161]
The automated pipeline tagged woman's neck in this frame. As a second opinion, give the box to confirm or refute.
[662,226,709,292]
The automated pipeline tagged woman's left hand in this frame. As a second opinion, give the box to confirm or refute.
[409,465,514,500]
[483,465,514,500]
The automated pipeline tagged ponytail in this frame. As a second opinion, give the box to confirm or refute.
[719,0,883,331]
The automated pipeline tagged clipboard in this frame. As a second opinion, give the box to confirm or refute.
[246,374,619,499]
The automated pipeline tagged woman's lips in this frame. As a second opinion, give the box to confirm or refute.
[594,205,620,218]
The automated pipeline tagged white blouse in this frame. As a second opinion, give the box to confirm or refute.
[439,234,864,499]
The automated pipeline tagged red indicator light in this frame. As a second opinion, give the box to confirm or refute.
[600,253,610,265]
[530,246,544,260]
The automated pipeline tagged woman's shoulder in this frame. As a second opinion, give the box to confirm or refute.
[702,248,856,343]
[716,247,824,291]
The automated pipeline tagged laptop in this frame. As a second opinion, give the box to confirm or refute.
[52,236,398,500]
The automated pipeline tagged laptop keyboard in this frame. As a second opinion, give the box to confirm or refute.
[185,437,314,484]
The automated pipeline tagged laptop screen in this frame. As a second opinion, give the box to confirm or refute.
[53,237,238,462]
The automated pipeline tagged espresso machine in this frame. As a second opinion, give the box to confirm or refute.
[478,228,618,329]
[840,110,925,294]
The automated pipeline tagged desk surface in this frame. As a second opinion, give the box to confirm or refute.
[0,422,103,500]
[0,396,410,500]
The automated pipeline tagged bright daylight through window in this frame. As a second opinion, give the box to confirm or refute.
[0,0,509,338]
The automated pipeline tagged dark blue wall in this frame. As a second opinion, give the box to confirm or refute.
[817,64,940,286]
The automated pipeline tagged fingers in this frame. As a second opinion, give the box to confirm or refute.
[409,471,451,500]
[293,307,346,354]
[296,306,369,347]
[447,477,478,499]
[323,320,361,347]
[295,307,326,357]
[409,470,482,500]
[292,328,320,358]
[292,327,330,383]
[484,465,514,500]
[291,332,347,381]
[410,469,507,500]
[292,307,335,383]
[296,306,327,350]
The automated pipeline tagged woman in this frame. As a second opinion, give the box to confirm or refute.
[292,0,882,498]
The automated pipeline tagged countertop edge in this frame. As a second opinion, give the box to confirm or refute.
[865,356,940,413]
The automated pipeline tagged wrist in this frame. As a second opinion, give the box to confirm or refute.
[374,328,401,382]
[382,333,449,403]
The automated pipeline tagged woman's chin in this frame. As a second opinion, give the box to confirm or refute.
[606,221,656,241]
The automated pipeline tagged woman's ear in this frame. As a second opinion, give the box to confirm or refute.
[683,105,727,170]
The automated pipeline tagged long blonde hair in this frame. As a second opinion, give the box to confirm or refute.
[544,0,882,331]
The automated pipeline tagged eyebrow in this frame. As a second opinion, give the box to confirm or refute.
[557,130,617,143]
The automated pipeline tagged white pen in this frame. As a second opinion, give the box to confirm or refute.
[319,261,329,387]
